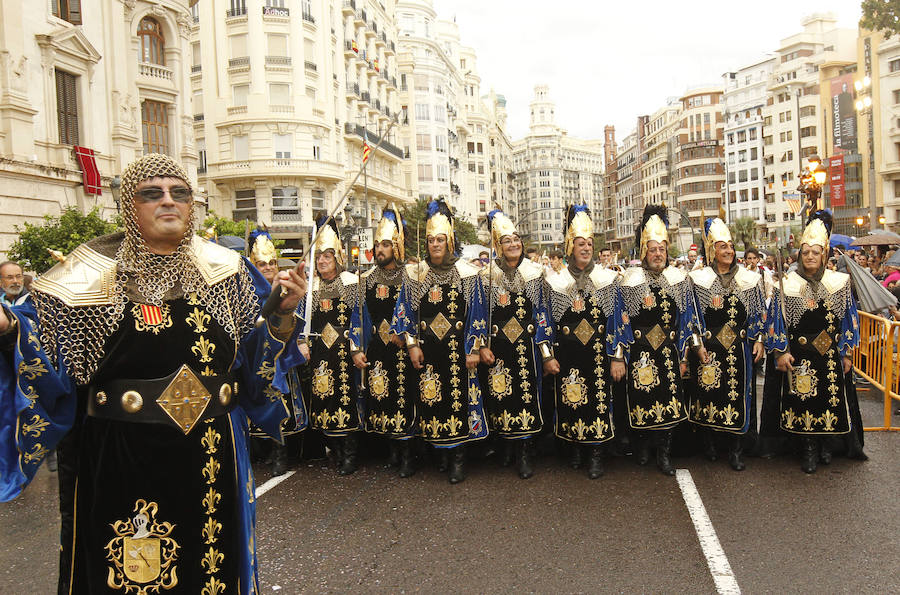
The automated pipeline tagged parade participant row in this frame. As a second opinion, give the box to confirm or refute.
[270,201,865,485]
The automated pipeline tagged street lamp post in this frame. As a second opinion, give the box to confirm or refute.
[855,216,864,238]
[797,154,827,228]
[855,75,877,229]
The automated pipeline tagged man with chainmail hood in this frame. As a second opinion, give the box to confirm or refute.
[478,208,553,479]
[610,205,706,476]
[0,154,307,593]
[761,210,867,472]
[687,218,766,471]
[350,205,417,477]
[390,199,489,484]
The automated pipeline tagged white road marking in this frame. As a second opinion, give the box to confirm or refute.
[255,470,296,499]
[675,469,741,595]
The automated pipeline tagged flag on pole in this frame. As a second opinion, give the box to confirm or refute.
[783,193,803,214]
[363,129,371,163]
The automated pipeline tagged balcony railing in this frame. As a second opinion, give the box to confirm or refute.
[233,208,257,222]
[343,123,404,159]
[193,114,205,122]
[302,11,315,24]
[273,210,303,221]
[361,91,370,103]
[191,64,202,73]
[265,55,292,66]
[225,6,247,17]
[343,0,356,10]
[228,57,250,68]
[139,62,173,80]
[304,61,317,71]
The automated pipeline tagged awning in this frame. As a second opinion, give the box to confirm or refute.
[73,146,102,195]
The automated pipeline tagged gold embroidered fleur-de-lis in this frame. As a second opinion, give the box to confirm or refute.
[391,411,406,430]
[201,546,224,574]
[246,469,255,504]
[21,414,49,438]
[201,366,215,377]
[820,410,839,431]
[23,442,48,464]
[800,410,817,431]
[422,416,443,438]
[187,307,211,333]
[519,409,535,430]
[202,427,221,455]
[721,404,739,425]
[203,517,222,544]
[203,458,220,484]
[203,488,221,515]
[445,415,463,436]
[256,361,275,381]
[650,401,669,423]
[589,418,608,439]
[497,410,516,432]
[18,358,47,380]
[202,577,227,595]
[631,405,648,425]
[188,292,201,306]
[333,408,351,428]
[192,337,216,363]
[570,418,589,440]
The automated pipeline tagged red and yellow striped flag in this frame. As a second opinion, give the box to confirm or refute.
[362,142,371,163]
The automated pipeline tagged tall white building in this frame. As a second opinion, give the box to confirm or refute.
[192,0,408,254]
[762,14,856,241]
[722,55,776,232]
[512,85,604,250]
[0,0,195,255]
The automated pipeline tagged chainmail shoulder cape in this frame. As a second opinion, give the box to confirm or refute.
[361,264,404,290]
[479,257,543,313]
[31,232,259,385]
[619,265,691,319]
[690,265,764,320]
[776,269,851,327]
[544,266,618,322]
[401,259,480,314]
[312,271,359,313]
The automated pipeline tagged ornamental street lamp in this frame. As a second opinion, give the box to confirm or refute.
[797,154,827,226]
[855,216,864,237]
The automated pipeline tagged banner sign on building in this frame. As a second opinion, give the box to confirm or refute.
[356,228,374,264]
[829,154,845,207]
[831,73,857,154]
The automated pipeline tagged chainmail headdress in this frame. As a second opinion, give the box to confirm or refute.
[32,153,259,385]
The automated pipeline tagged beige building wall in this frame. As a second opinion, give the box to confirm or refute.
[867,30,900,229]
[0,0,195,256]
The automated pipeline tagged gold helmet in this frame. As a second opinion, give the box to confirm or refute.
[249,228,277,264]
[425,199,457,255]
[314,214,344,266]
[800,210,832,251]
[374,203,405,262]
[487,207,517,255]
[703,217,733,265]
[636,205,668,260]
[563,204,593,257]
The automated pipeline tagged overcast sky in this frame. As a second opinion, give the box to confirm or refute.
[431,0,862,143]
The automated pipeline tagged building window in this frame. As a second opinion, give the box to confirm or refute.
[269,83,290,105]
[138,17,165,65]
[233,189,256,221]
[272,186,299,220]
[197,139,207,173]
[273,133,292,158]
[55,69,79,145]
[891,59,900,73]
[894,90,900,105]
[233,134,249,160]
[312,140,320,160]
[233,84,249,106]
[52,0,82,25]
[415,103,429,120]
[141,100,169,154]
[311,189,325,211]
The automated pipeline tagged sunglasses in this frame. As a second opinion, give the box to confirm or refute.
[135,186,193,203]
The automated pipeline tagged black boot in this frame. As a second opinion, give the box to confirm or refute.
[801,437,818,474]
[46,449,58,473]
[271,442,289,477]
[448,445,467,484]
[656,430,675,476]
[819,439,832,465]
[636,435,650,466]
[728,436,745,472]
[516,439,535,480]
[569,443,584,469]
[702,431,718,462]
[437,448,449,472]
[387,440,401,468]
[587,446,604,480]
[501,440,515,467]
[327,436,344,470]
[397,440,416,478]
[338,434,358,476]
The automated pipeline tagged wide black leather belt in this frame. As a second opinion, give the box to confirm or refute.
[632,325,675,350]
[88,364,238,435]
[790,330,839,356]
[703,325,747,349]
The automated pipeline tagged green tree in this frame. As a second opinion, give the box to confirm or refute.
[8,207,119,274]
[202,211,255,238]
[860,0,900,37]
[729,217,757,250]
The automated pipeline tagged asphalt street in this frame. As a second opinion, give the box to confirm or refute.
[1,386,897,594]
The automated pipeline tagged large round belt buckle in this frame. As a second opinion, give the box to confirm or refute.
[562,326,571,335]
[95,391,107,406]
[798,336,808,345]
[219,383,233,405]
[121,390,143,413]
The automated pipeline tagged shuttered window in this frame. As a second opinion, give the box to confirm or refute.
[141,100,169,155]
[52,0,82,25]
[138,17,165,65]
[55,69,79,145]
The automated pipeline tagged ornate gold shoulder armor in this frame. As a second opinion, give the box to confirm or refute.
[405,261,428,282]
[339,270,359,286]
[734,266,762,292]
[821,269,850,294]
[545,269,576,294]
[688,267,717,289]
[782,271,806,297]
[662,265,687,286]
[518,258,544,282]
[622,266,646,287]
[191,237,241,285]
[588,266,616,290]
[32,244,118,307]
[454,258,479,279]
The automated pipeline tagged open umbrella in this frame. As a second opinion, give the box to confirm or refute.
[838,251,897,313]
[885,251,900,267]
[851,232,900,247]
[829,233,854,249]
[460,244,491,260]
[216,235,246,252]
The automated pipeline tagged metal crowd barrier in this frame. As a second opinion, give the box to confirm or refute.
[852,310,900,431]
